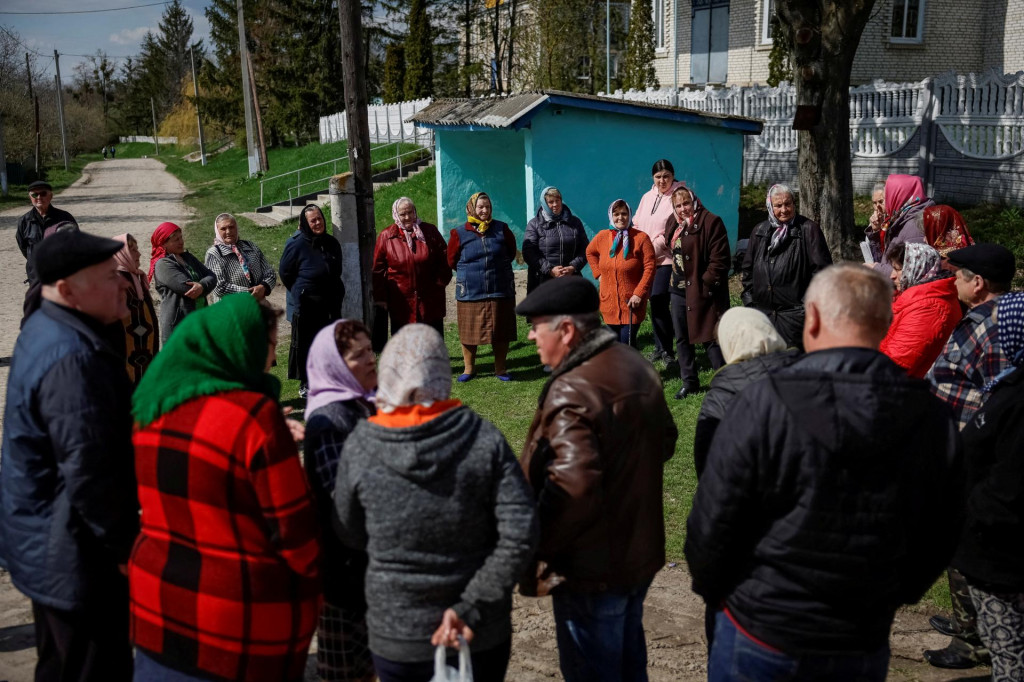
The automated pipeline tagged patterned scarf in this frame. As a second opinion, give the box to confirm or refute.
[392,197,426,251]
[922,205,974,256]
[765,185,793,254]
[607,199,633,258]
[466,192,492,234]
[899,243,943,291]
[672,188,704,247]
[375,323,451,413]
[983,292,1024,392]
[148,221,180,283]
[213,213,252,284]
[113,233,146,299]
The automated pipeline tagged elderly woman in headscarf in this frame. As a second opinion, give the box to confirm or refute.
[333,324,537,682]
[880,242,962,378]
[303,320,378,682]
[922,205,975,257]
[522,186,589,293]
[151,221,217,346]
[667,185,731,399]
[204,212,277,303]
[279,204,345,398]
[446,192,518,382]
[372,197,451,346]
[112,233,158,386]
[740,184,833,349]
[868,174,935,276]
[585,199,656,347]
[950,291,1024,682]
[128,294,320,682]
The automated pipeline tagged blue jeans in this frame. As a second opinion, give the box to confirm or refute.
[552,579,652,682]
[708,611,890,682]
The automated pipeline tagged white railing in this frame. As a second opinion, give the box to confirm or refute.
[319,98,434,145]
[933,70,1024,159]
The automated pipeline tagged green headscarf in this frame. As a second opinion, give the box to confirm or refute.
[132,293,281,428]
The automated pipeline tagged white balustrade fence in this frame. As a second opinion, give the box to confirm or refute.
[319,98,434,146]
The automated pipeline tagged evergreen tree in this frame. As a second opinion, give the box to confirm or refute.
[155,0,202,111]
[404,0,434,99]
[535,0,603,92]
[382,43,406,103]
[621,0,659,90]
[767,14,793,86]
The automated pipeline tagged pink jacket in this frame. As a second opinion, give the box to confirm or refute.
[634,180,686,266]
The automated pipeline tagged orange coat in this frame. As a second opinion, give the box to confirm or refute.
[586,228,656,325]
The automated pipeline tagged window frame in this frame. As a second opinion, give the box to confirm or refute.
[760,0,774,45]
[654,0,666,51]
[889,0,925,44]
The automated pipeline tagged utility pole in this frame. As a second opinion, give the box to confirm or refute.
[150,97,160,155]
[245,52,268,171]
[53,52,69,171]
[606,0,611,94]
[338,0,376,325]
[236,0,260,176]
[26,53,40,174]
[0,113,8,197]
[189,46,207,166]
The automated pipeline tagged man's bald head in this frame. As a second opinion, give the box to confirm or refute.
[803,265,893,352]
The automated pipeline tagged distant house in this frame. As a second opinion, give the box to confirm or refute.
[652,0,1024,87]
[409,90,762,251]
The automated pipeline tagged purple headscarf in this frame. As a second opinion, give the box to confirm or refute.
[304,322,374,419]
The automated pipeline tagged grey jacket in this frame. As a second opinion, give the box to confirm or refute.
[153,252,217,345]
[334,405,538,662]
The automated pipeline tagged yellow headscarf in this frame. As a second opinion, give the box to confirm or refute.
[466,192,492,234]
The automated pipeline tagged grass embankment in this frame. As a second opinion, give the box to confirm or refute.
[0,153,104,209]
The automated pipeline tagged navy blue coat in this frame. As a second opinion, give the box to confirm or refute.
[522,205,589,292]
[0,301,139,610]
[447,221,516,302]
[279,210,345,322]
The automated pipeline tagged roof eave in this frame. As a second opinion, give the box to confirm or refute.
[544,94,764,134]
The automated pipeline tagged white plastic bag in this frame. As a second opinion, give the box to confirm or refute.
[429,635,474,682]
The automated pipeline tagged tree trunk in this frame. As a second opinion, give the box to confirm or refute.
[506,0,517,91]
[491,0,504,93]
[464,0,471,96]
[776,0,875,261]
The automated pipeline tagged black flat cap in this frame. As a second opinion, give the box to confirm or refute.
[33,231,123,284]
[515,276,599,317]
[946,243,1016,284]
[27,180,52,191]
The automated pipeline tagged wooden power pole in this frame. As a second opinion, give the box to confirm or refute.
[338,0,376,324]
[26,54,40,175]
[53,52,69,172]
[236,0,260,176]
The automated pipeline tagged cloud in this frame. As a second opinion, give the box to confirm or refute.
[109,26,152,45]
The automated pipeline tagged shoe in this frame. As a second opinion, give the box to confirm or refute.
[923,647,980,670]
[647,350,667,363]
[674,386,698,400]
[496,373,512,382]
[457,373,475,383]
[298,384,308,399]
[929,615,960,637]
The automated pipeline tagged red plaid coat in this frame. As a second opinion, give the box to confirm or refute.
[129,391,321,682]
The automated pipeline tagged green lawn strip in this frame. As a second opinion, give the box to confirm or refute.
[0,153,104,209]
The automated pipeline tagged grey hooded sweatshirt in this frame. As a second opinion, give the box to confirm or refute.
[333,404,538,662]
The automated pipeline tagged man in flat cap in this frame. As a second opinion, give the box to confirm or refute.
[17,181,78,323]
[516,276,677,682]
[923,242,1016,670]
[0,231,137,681]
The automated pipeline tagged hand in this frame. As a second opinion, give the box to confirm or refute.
[869,209,883,233]
[550,266,566,277]
[282,407,305,443]
[628,295,642,309]
[118,563,129,576]
[249,284,267,301]
[184,281,204,299]
[430,608,474,649]
[563,265,575,275]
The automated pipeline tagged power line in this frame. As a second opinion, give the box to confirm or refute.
[0,23,50,58]
[0,1,170,15]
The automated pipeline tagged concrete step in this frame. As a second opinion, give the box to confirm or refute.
[269,204,300,222]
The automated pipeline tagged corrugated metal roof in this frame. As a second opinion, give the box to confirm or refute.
[409,90,763,134]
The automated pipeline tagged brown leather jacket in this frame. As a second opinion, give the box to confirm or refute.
[520,327,678,594]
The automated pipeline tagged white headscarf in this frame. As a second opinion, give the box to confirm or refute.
[376,323,451,413]
[717,307,788,364]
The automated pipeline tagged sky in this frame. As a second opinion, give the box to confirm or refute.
[0,0,214,86]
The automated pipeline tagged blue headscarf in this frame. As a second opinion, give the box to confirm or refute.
[539,186,565,222]
[983,292,1024,392]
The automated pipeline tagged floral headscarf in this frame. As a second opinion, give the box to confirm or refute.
[113,233,146,299]
[466,192,492,234]
[392,197,425,250]
[765,185,794,254]
[899,243,943,291]
[607,199,633,257]
[305,321,375,420]
[375,323,451,413]
[922,205,974,256]
[983,292,1024,392]
[717,307,788,364]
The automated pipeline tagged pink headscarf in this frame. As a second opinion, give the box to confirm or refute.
[148,221,181,283]
[882,175,930,251]
[113,233,146,299]
[392,197,425,250]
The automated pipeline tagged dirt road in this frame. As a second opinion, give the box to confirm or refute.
[0,160,987,681]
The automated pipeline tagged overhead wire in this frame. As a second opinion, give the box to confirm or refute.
[0,1,170,16]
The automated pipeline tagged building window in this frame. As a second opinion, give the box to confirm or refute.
[890,0,924,43]
[654,0,666,50]
[760,0,775,44]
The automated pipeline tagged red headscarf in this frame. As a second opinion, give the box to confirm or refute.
[881,175,930,251]
[922,205,974,256]
[149,221,181,283]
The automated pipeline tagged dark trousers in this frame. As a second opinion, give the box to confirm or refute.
[670,295,725,390]
[607,324,639,348]
[946,567,988,659]
[32,587,132,682]
[371,637,511,682]
[288,305,339,385]
[649,266,674,355]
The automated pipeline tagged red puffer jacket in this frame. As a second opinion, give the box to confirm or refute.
[881,277,962,378]
[372,222,452,325]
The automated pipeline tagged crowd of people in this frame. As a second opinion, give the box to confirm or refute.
[1,167,1022,682]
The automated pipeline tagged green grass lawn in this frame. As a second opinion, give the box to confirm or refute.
[0,153,104,209]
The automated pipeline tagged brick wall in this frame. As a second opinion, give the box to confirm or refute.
[984,0,1024,74]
